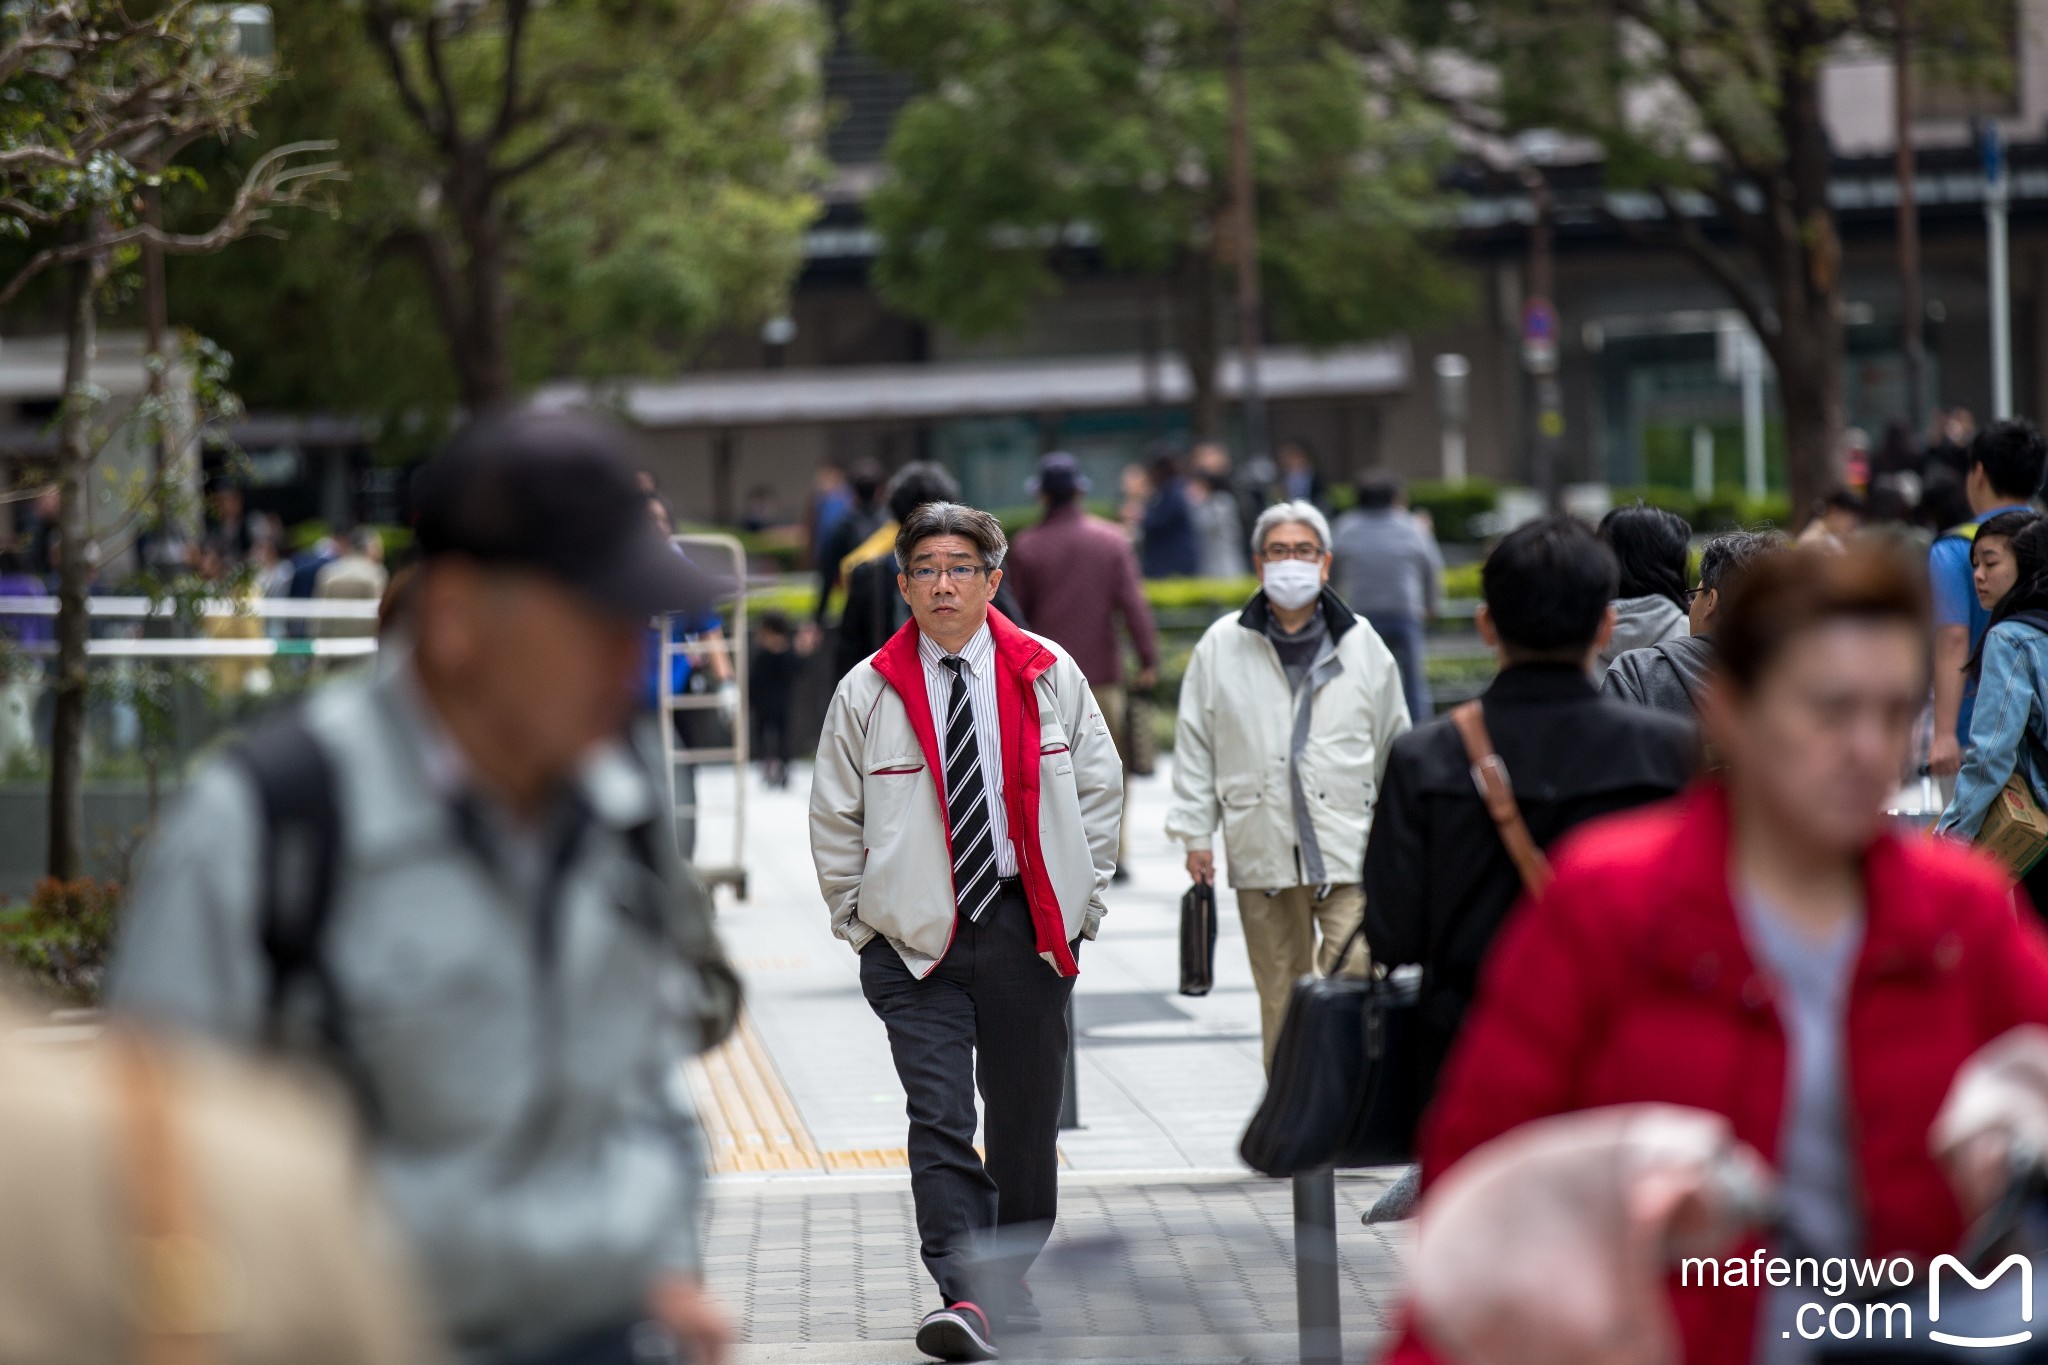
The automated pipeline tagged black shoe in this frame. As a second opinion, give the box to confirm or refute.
[917,1303,998,1361]
[1111,864,1129,884]
[1003,1283,1042,1335]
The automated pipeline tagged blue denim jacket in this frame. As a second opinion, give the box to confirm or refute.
[1938,619,2048,837]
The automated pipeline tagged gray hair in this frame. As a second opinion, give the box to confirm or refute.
[895,500,1009,571]
[1698,529,1786,592]
[1251,500,1333,559]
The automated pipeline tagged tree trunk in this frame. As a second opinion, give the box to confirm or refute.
[47,258,96,882]
[1771,315,1846,522]
[1176,246,1222,442]
[1769,24,1848,525]
[456,191,514,413]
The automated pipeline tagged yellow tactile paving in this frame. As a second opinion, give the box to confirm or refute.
[687,1013,1071,1176]
[686,1011,824,1173]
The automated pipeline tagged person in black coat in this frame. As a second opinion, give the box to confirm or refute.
[1362,517,1698,1161]
[833,462,1027,679]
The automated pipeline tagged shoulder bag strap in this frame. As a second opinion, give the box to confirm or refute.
[1448,701,1554,897]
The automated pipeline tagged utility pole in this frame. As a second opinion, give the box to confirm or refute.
[1982,119,2014,420]
[1894,0,1926,432]
[1521,166,1563,511]
[1225,0,1269,472]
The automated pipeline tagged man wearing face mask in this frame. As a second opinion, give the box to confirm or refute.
[1167,500,1411,1064]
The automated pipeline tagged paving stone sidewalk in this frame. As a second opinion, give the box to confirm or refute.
[694,758,1416,1360]
[707,1170,1410,1365]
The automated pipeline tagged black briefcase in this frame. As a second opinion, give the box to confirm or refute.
[1179,881,1218,996]
[1239,924,1422,1176]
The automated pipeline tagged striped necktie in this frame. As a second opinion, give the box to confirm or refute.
[940,655,1002,922]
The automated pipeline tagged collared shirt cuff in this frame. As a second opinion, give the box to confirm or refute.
[1179,834,1214,852]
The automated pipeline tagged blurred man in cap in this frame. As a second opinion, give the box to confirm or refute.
[1005,452,1159,876]
[111,408,743,1365]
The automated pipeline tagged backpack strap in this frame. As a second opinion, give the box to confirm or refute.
[230,715,377,1124]
[1448,701,1554,897]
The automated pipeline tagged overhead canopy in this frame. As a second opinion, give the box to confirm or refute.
[535,342,1410,430]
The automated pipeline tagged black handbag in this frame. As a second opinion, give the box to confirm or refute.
[1238,701,1553,1177]
[1179,881,1218,996]
[1238,924,1420,1176]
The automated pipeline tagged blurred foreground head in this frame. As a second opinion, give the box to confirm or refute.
[0,999,431,1363]
[1702,541,1929,856]
[407,409,727,801]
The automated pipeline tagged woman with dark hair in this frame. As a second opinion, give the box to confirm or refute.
[1595,503,1691,668]
[1938,510,2048,910]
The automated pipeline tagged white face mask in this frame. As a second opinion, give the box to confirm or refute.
[1262,558,1323,612]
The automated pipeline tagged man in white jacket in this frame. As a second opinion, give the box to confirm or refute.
[1168,500,1411,1065]
[810,502,1122,1362]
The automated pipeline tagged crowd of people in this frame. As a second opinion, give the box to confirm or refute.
[13,399,2048,1365]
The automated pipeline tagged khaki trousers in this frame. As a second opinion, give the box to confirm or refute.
[1235,883,1368,1070]
[1091,682,1131,865]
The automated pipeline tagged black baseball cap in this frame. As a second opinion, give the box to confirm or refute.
[412,408,732,618]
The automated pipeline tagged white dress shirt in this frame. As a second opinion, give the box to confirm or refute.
[919,622,1018,877]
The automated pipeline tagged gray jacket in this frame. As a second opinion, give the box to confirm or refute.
[109,662,739,1361]
[1598,594,1688,670]
[1601,633,1717,719]
[1330,507,1444,622]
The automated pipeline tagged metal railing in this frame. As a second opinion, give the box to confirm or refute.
[658,534,750,899]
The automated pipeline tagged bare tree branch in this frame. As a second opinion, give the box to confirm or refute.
[491,122,597,187]
[1600,186,1774,338]
[494,0,534,142]
[362,3,450,151]
[0,141,345,309]
[418,9,466,152]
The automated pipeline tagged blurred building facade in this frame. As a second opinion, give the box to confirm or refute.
[571,0,2048,526]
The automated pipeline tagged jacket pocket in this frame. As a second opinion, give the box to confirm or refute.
[863,756,932,834]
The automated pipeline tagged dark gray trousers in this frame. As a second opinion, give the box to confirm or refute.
[859,882,1076,1306]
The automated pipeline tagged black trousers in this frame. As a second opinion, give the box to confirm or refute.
[859,882,1076,1306]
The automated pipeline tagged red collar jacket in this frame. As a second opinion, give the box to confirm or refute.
[810,608,1124,978]
[1387,782,2048,1364]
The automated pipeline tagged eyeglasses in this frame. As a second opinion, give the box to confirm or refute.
[907,564,990,585]
[1259,543,1325,563]
[1683,586,1706,607]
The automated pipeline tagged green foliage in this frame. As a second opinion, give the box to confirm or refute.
[168,0,823,422]
[0,879,120,1005]
[1408,479,1499,543]
[853,0,1467,367]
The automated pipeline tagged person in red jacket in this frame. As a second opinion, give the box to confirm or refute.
[1389,539,2048,1365]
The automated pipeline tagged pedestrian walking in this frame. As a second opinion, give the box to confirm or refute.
[812,458,889,632]
[1938,511,2048,910]
[1167,500,1410,1064]
[1361,517,1695,1219]
[1139,453,1199,579]
[313,526,388,641]
[1384,540,2048,1365]
[1595,503,1690,670]
[1188,470,1248,579]
[109,409,743,1365]
[1929,419,2047,780]
[1601,529,1784,719]
[751,608,804,789]
[1331,472,1444,722]
[1277,438,1325,508]
[811,502,1122,1362]
[1006,451,1161,878]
